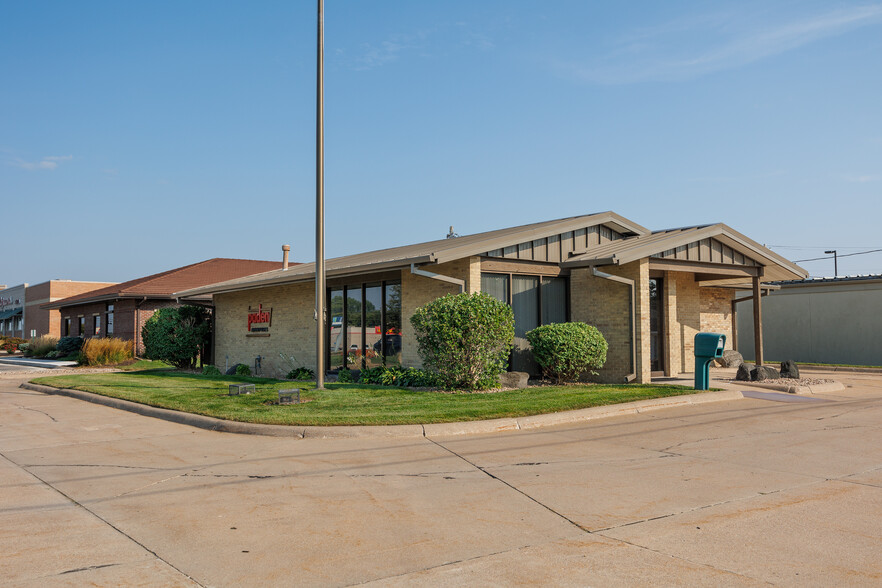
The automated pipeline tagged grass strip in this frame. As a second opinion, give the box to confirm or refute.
[32,369,709,426]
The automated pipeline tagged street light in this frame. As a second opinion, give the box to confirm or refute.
[824,250,838,277]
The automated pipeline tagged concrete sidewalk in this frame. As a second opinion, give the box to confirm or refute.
[2,369,881,586]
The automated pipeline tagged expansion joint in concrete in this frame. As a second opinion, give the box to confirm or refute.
[0,451,207,587]
[425,437,592,535]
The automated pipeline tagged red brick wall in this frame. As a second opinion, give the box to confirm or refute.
[26,281,116,338]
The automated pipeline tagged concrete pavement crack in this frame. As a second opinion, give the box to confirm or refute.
[0,451,206,587]
[14,404,58,422]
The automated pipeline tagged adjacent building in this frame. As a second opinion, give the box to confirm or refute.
[177,212,806,382]
[735,275,882,366]
[44,258,286,354]
[0,281,117,339]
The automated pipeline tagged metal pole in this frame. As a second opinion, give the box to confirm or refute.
[315,0,326,389]
[824,250,838,277]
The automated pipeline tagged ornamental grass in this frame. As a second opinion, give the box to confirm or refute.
[79,338,134,366]
[27,335,58,358]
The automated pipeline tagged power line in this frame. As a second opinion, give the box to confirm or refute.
[794,248,882,263]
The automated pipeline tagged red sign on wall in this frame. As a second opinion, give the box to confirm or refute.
[247,304,272,333]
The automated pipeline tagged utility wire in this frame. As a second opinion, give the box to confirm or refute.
[794,248,882,263]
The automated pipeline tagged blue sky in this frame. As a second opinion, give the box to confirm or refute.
[3,0,881,286]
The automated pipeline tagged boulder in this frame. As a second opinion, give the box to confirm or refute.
[225,363,247,376]
[780,360,800,379]
[499,371,530,389]
[722,350,744,369]
[736,363,755,381]
[751,365,781,381]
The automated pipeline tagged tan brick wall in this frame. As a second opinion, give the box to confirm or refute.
[570,259,650,383]
[700,287,734,345]
[400,259,473,367]
[666,272,700,374]
[213,282,316,378]
[659,275,734,375]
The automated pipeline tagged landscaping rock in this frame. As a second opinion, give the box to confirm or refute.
[751,365,781,381]
[499,371,530,389]
[780,360,800,379]
[719,350,744,369]
[225,363,247,376]
[736,363,755,381]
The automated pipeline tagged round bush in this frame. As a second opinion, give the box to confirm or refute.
[526,322,608,384]
[410,292,514,390]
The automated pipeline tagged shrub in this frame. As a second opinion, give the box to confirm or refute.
[142,306,211,369]
[78,338,134,366]
[410,292,514,390]
[287,367,315,381]
[358,366,399,386]
[2,337,26,353]
[526,322,608,384]
[202,365,222,376]
[235,363,252,377]
[56,337,85,357]
[337,368,355,383]
[26,335,58,358]
[396,367,441,388]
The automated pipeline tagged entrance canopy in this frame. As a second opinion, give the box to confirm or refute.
[561,224,807,285]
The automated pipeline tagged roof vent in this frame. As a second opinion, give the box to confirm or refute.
[446,226,459,239]
[282,244,291,270]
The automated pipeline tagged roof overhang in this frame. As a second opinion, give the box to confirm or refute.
[562,223,807,283]
[42,292,212,310]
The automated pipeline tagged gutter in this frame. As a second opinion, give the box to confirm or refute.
[410,264,465,292]
[591,268,637,383]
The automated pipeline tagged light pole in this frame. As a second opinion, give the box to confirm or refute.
[824,250,838,277]
[315,0,326,389]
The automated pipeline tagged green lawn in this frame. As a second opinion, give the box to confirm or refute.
[31,369,707,426]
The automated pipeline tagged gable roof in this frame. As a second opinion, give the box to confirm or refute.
[44,258,287,309]
[563,224,808,282]
[175,212,649,298]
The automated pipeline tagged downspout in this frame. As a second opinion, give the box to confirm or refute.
[410,263,465,292]
[592,267,637,383]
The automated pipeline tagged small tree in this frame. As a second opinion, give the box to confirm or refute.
[526,322,608,384]
[410,292,514,390]
[142,306,211,369]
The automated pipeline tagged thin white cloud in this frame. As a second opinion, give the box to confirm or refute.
[346,22,493,71]
[8,155,73,171]
[843,174,880,183]
[556,4,882,84]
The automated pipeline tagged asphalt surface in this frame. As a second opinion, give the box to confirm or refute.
[2,370,881,586]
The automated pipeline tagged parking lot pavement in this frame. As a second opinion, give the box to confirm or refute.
[2,370,882,586]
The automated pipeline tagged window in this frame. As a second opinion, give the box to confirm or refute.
[327,280,402,371]
[78,316,85,336]
[106,304,114,336]
[93,315,102,337]
[63,318,71,337]
[481,272,569,372]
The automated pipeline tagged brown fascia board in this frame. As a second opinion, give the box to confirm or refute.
[42,292,212,310]
[174,255,435,298]
[432,212,649,264]
[713,225,808,279]
[175,213,649,298]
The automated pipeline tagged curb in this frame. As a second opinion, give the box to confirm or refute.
[732,380,846,395]
[798,365,882,375]
[20,382,745,439]
[0,358,78,369]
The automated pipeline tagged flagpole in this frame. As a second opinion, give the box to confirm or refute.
[315,0,326,389]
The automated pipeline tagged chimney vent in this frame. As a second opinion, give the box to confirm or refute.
[282,244,291,269]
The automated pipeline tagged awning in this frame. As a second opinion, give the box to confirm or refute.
[0,308,22,320]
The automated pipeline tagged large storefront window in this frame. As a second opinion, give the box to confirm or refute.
[326,280,402,371]
[481,272,568,372]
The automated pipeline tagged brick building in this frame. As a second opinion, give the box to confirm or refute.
[1,281,116,339]
[177,213,806,382]
[44,258,285,354]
